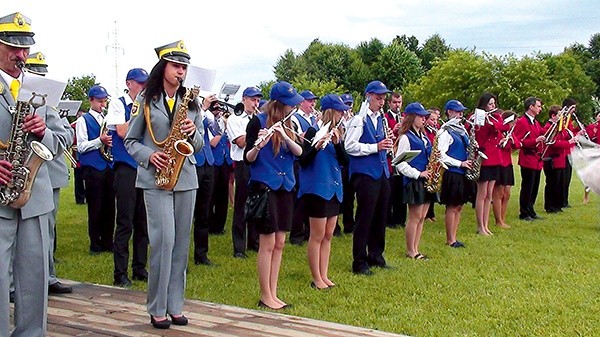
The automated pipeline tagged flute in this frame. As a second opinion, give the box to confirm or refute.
[253,111,294,150]
[318,118,344,150]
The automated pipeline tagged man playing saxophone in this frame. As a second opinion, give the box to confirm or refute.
[437,100,473,248]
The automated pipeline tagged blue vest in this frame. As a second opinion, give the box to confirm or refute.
[403,129,431,186]
[447,131,469,174]
[348,115,389,180]
[80,113,111,171]
[298,139,343,202]
[249,113,295,191]
[294,112,317,132]
[212,132,232,166]
[194,118,215,166]
[111,97,137,168]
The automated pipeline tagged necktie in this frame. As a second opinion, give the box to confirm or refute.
[310,116,316,127]
[10,79,20,101]
[167,98,175,112]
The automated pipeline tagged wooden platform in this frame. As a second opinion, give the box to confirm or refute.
[42,280,407,337]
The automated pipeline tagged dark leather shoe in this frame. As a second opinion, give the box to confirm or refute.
[233,252,248,259]
[520,216,534,222]
[9,291,14,303]
[310,281,329,290]
[132,271,148,282]
[150,316,171,329]
[195,257,215,266]
[169,314,188,326]
[532,215,544,220]
[353,268,374,276]
[113,276,132,288]
[48,282,73,294]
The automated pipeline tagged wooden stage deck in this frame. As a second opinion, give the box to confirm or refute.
[41,280,407,337]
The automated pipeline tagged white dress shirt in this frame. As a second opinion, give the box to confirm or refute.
[104,94,133,130]
[226,111,253,161]
[344,108,380,156]
[76,110,104,153]
[394,129,429,179]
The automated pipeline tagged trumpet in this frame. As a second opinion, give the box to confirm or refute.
[99,119,113,162]
[253,111,294,150]
[200,95,244,117]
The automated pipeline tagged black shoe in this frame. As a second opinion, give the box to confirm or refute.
[9,291,14,303]
[310,281,329,290]
[233,252,248,259]
[150,316,171,329]
[257,300,286,310]
[532,215,544,220]
[449,241,465,248]
[564,204,572,208]
[132,271,148,282]
[195,257,215,266]
[48,282,73,294]
[520,216,534,222]
[113,276,133,288]
[169,314,188,326]
[353,268,374,276]
[342,227,354,234]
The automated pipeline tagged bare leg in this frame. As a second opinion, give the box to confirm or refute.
[482,180,496,234]
[500,185,511,227]
[445,205,461,244]
[320,216,337,287]
[257,233,282,308]
[405,204,423,257]
[270,232,286,306]
[307,217,327,288]
[414,203,429,254]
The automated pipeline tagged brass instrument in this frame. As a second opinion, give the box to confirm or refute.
[424,132,447,193]
[148,86,198,190]
[464,119,487,181]
[0,92,54,208]
[99,119,113,162]
[541,105,575,157]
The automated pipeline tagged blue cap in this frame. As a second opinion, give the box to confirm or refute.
[321,94,350,112]
[444,99,468,112]
[405,102,430,116]
[126,68,148,83]
[299,90,318,100]
[258,99,267,108]
[365,80,391,95]
[242,86,263,97]
[270,81,304,107]
[88,85,109,99]
[340,93,354,104]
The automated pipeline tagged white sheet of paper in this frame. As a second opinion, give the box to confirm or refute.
[473,108,486,126]
[183,65,216,92]
[19,73,67,109]
[311,122,331,146]
[391,150,421,166]
[56,100,82,117]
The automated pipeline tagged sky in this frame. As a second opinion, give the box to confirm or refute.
[5,0,599,102]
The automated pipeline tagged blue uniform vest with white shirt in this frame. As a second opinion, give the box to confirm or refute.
[249,113,295,191]
[80,112,112,171]
[194,118,215,166]
[212,132,232,166]
[111,97,138,168]
[403,129,431,186]
[294,112,317,132]
[298,137,343,202]
[348,115,390,180]
[446,131,469,175]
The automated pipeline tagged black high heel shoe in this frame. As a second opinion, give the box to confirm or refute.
[258,300,287,310]
[150,315,171,329]
[310,281,329,290]
[169,314,188,326]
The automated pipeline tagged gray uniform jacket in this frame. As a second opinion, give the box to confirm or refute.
[125,91,204,191]
[46,117,74,189]
[0,77,73,219]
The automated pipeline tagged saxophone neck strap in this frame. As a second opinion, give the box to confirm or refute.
[144,102,168,148]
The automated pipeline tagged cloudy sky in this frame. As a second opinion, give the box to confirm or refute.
[6,0,599,101]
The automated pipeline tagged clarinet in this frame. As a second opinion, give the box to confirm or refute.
[380,112,394,157]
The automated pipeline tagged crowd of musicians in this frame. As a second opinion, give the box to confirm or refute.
[1,11,599,335]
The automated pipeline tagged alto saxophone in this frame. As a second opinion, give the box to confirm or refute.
[150,86,198,190]
[465,122,487,181]
[0,92,54,208]
[424,132,446,193]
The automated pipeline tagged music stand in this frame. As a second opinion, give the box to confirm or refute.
[219,83,241,102]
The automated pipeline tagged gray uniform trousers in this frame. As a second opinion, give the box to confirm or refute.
[144,189,196,317]
[48,188,61,285]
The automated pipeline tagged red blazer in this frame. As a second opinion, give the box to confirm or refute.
[384,110,399,174]
[513,114,544,170]
[586,122,600,144]
[542,122,570,169]
[474,112,510,166]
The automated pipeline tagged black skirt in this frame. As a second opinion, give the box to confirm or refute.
[402,178,434,205]
[254,186,294,235]
[496,164,515,186]
[478,165,500,182]
[302,194,341,218]
[440,171,474,206]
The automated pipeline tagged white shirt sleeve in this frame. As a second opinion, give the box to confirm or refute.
[438,131,463,168]
[75,114,102,153]
[226,114,245,147]
[105,98,126,130]
[344,115,378,156]
[394,134,421,179]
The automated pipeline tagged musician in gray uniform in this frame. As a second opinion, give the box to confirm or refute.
[0,12,73,336]
[125,40,203,329]
[24,51,74,295]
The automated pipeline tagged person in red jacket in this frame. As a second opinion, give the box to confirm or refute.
[493,110,519,229]
[385,92,406,228]
[512,97,546,221]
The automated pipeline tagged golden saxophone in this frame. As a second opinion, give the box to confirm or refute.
[464,120,487,181]
[148,86,198,190]
[424,131,446,193]
[0,92,54,208]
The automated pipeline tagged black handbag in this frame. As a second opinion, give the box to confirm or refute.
[244,185,270,223]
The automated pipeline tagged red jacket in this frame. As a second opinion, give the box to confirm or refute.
[474,112,510,166]
[513,114,544,170]
[585,122,600,144]
[542,122,570,169]
[384,110,399,174]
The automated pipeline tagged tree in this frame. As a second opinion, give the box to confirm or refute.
[355,38,385,67]
[63,75,96,113]
[299,39,355,90]
[393,34,419,54]
[372,42,423,93]
[273,49,305,82]
[420,33,451,71]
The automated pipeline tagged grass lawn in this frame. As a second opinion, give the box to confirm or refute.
[55,165,600,337]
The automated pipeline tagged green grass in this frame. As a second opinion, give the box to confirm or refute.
[55,165,600,337]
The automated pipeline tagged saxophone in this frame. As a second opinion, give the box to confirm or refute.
[465,123,487,181]
[424,132,446,193]
[149,86,198,190]
[0,92,54,208]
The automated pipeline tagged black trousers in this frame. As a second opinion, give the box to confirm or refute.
[74,166,86,203]
[112,163,148,279]
[341,165,355,233]
[352,174,390,272]
[290,162,309,244]
[543,160,565,212]
[209,163,232,234]
[388,174,407,226]
[194,164,215,261]
[84,166,115,252]
[232,161,258,254]
[519,167,541,219]
[563,159,572,207]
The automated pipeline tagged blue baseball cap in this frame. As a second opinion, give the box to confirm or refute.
[88,85,109,99]
[405,102,430,116]
[365,80,391,95]
[320,94,350,112]
[444,99,468,112]
[340,93,354,104]
[126,68,148,83]
[242,86,263,98]
[270,81,304,107]
[300,90,318,100]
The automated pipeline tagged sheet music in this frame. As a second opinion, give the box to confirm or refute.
[311,122,331,146]
[183,64,216,92]
[391,150,420,166]
[56,100,82,117]
[473,108,486,126]
[19,73,67,108]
